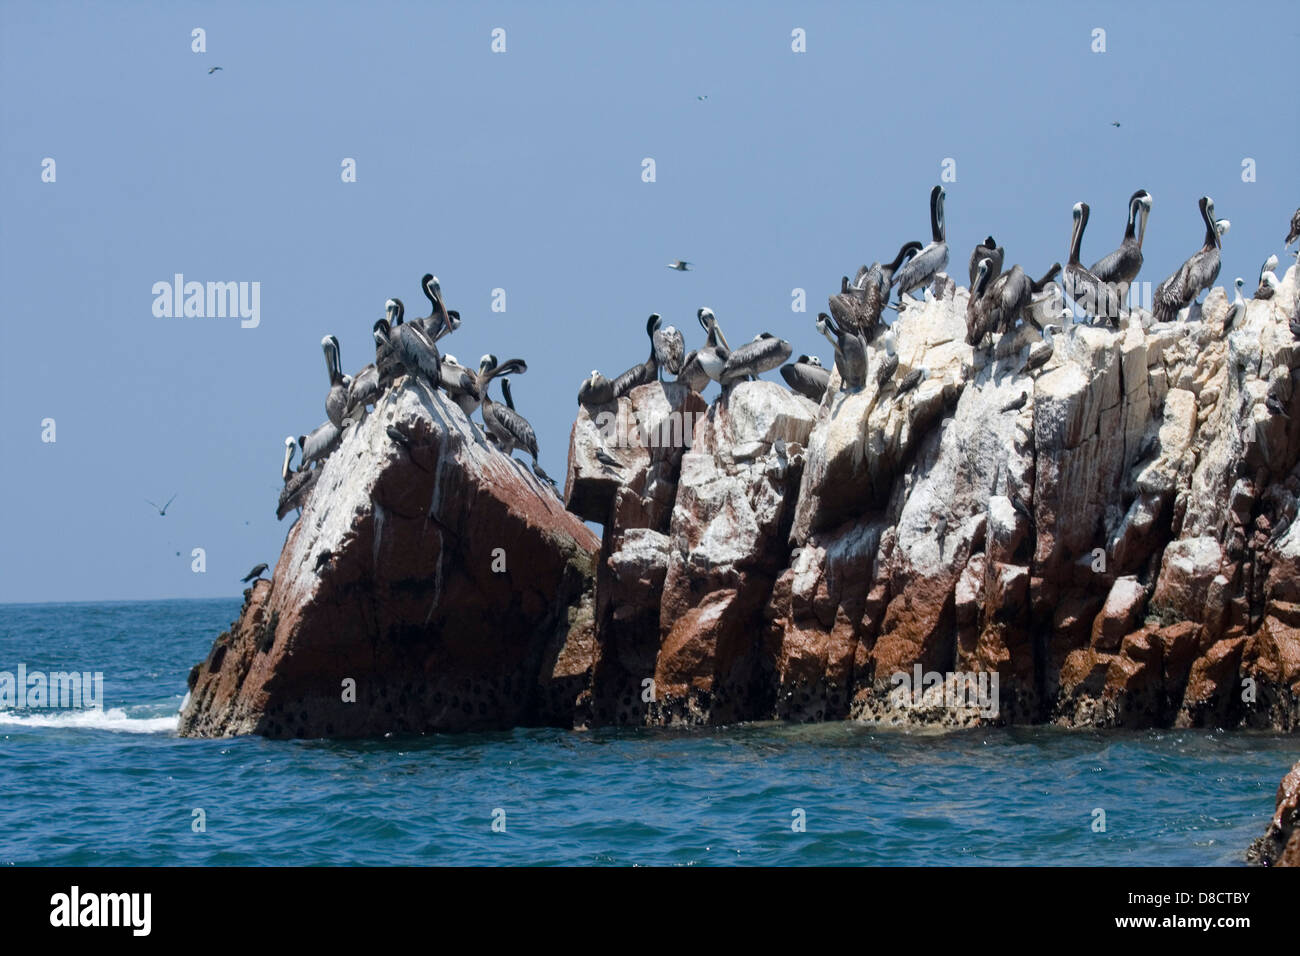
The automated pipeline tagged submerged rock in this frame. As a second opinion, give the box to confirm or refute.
[179,381,599,738]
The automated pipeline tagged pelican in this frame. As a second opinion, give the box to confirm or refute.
[856,241,923,340]
[480,371,554,486]
[323,336,349,428]
[816,312,866,390]
[780,355,830,402]
[891,185,949,305]
[675,349,710,392]
[610,314,661,397]
[1152,196,1222,324]
[378,297,441,388]
[968,260,1032,347]
[299,420,341,468]
[374,300,406,387]
[721,333,792,385]
[1255,255,1279,301]
[416,274,453,339]
[968,236,1004,288]
[1089,189,1152,304]
[829,275,869,333]
[440,354,483,415]
[278,437,319,519]
[651,316,685,379]
[1063,202,1122,326]
[1287,208,1300,248]
[344,363,379,424]
[695,308,732,384]
[1224,278,1246,333]
[578,369,616,409]
[241,563,269,583]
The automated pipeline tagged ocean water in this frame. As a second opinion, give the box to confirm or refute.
[0,598,1295,867]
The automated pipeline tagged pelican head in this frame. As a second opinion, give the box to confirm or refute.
[386,297,404,324]
[479,353,498,376]
[1131,190,1152,246]
[647,313,662,335]
[931,184,946,239]
[974,257,991,295]
[697,307,715,330]
[444,354,460,367]
[446,310,461,332]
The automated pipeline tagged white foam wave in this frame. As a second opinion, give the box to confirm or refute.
[0,707,178,734]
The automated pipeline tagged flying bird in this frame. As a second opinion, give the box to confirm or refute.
[208,66,223,74]
[1111,121,1120,127]
[241,563,268,583]
[666,260,693,271]
[146,494,177,516]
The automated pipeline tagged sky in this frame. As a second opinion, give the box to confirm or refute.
[1,0,1296,603]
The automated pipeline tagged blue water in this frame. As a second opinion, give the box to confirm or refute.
[0,598,1295,866]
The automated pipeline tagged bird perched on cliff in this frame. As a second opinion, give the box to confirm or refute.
[145,493,177,516]
[278,437,319,520]
[721,332,792,386]
[439,354,483,415]
[322,336,351,429]
[1224,278,1247,333]
[1089,190,1151,308]
[780,355,830,402]
[1286,208,1300,249]
[1063,202,1121,326]
[1023,324,1060,376]
[816,312,866,391]
[854,241,923,341]
[1255,255,1279,301]
[298,420,341,469]
[241,563,268,583]
[1001,391,1029,413]
[891,186,949,307]
[666,259,693,271]
[675,347,710,393]
[651,316,685,380]
[968,259,1032,347]
[874,333,900,390]
[373,302,406,388]
[481,371,556,489]
[376,297,442,391]
[894,367,927,400]
[608,314,662,398]
[694,308,733,385]
[385,426,410,448]
[1153,197,1222,324]
[577,369,615,410]
[968,236,1004,288]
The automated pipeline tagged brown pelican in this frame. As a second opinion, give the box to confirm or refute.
[651,316,685,379]
[1255,255,1279,301]
[608,314,662,397]
[1286,209,1300,249]
[278,437,319,519]
[480,369,554,486]
[440,354,483,415]
[377,298,441,388]
[780,355,830,401]
[374,301,406,387]
[721,333,792,385]
[1152,197,1222,324]
[695,308,732,384]
[891,186,949,305]
[1089,190,1152,304]
[323,336,349,428]
[240,563,268,583]
[416,274,453,339]
[299,420,341,468]
[968,237,1004,288]
[344,358,379,424]
[577,369,616,409]
[1063,202,1121,326]
[855,241,923,340]
[816,312,866,390]
[1224,278,1246,332]
[675,350,710,392]
[968,260,1032,346]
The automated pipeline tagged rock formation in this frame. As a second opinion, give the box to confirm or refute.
[179,383,599,738]
[567,266,1300,731]
[1249,758,1300,866]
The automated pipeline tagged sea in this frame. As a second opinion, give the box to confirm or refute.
[1,598,1295,867]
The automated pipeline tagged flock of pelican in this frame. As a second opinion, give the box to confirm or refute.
[580,190,1300,414]
[277,273,555,522]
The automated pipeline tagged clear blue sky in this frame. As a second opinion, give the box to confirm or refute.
[1,1,1296,603]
